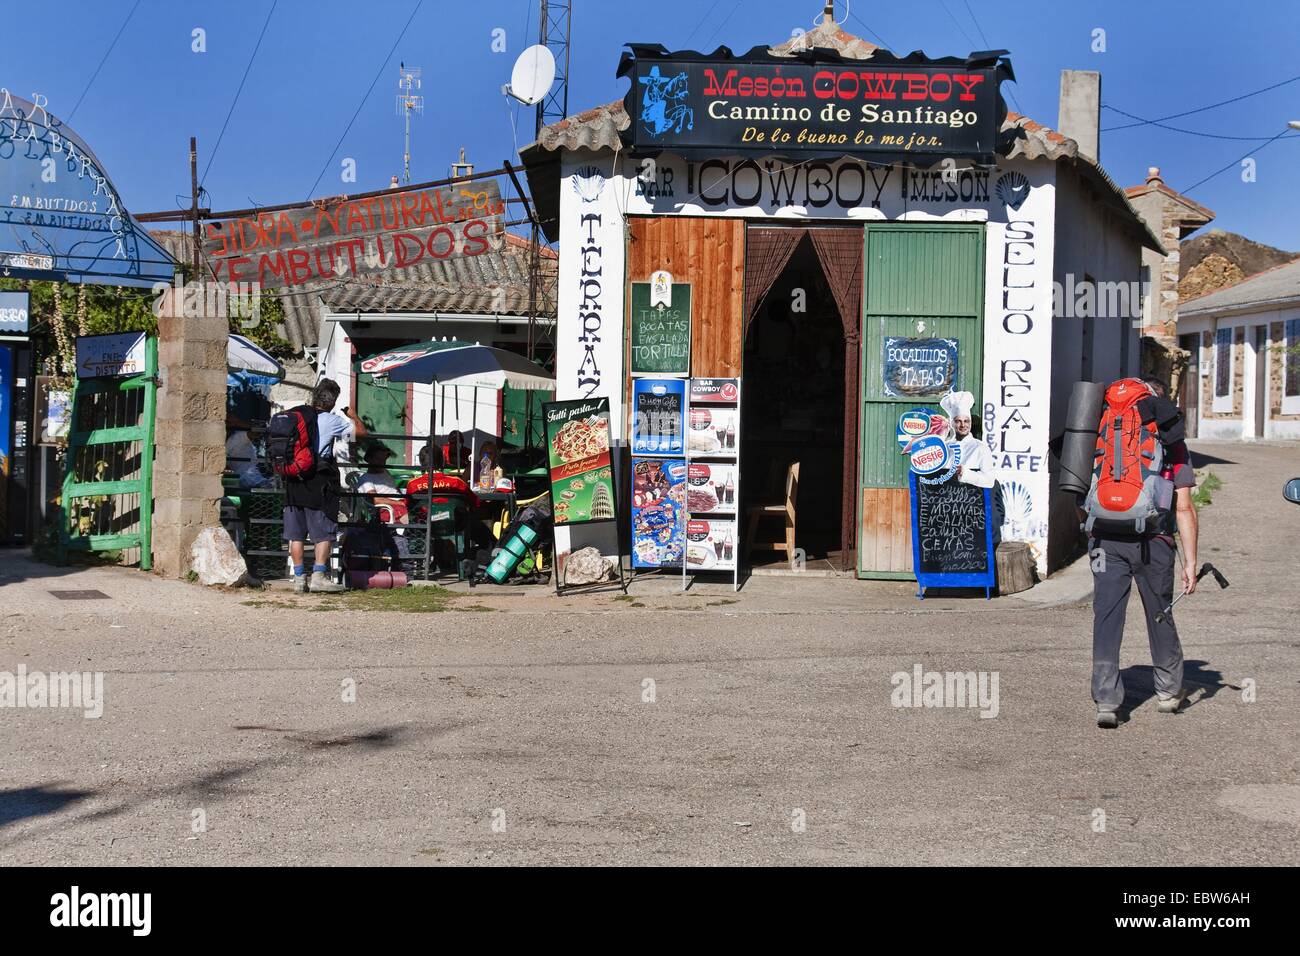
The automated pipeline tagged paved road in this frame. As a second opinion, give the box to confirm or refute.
[1,441,1296,865]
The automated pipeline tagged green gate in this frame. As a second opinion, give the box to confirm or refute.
[58,337,158,568]
[858,223,985,578]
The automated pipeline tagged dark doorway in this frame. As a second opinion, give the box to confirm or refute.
[1178,332,1200,439]
[741,234,846,567]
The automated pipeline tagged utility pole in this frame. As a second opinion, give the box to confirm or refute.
[396,63,424,186]
[189,136,200,280]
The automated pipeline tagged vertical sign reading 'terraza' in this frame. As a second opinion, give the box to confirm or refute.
[630,282,691,375]
[543,398,616,527]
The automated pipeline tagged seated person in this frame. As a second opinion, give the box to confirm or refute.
[356,443,400,494]
[407,443,480,510]
[225,428,270,489]
[443,430,472,471]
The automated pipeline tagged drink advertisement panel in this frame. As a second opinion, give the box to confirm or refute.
[686,405,738,458]
[543,398,616,526]
[685,461,738,514]
[631,457,688,568]
[685,518,737,571]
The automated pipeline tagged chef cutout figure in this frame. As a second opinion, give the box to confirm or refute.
[941,391,995,488]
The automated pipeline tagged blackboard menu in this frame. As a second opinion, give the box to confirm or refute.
[913,476,991,576]
[630,282,691,376]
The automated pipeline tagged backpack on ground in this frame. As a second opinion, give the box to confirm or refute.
[267,405,319,480]
[1082,378,1175,535]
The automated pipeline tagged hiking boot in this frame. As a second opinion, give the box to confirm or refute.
[1156,688,1186,714]
[1096,710,1119,729]
[309,575,345,594]
[292,574,308,594]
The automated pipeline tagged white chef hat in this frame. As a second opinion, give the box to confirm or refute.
[940,390,975,420]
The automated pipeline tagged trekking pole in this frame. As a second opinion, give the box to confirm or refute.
[1154,562,1230,624]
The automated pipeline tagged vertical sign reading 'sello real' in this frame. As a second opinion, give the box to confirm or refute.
[543,398,616,527]
[630,282,691,375]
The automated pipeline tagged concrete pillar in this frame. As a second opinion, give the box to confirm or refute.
[1058,70,1101,164]
[152,289,227,577]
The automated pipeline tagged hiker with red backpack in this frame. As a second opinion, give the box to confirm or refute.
[1081,375,1199,729]
[268,378,367,593]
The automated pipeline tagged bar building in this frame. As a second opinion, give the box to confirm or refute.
[521,17,1163,578]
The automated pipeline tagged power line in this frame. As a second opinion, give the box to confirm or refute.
[941,0,1021,114]
[202,0,279,189]
[67,0,142,122]
[938,0,976,48]
[684,0,725,47]
[1181,127,1294,196]
[1102,105,1300,142]
[304,0,425,201]
[1102,72,1300,131]
[702,0,743,50]
[846,9,897,51]
[961,0,992,47]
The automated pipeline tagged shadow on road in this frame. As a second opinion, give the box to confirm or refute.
[0,721,468,852]
[0,784,94,829]
[1119,658,1238,715]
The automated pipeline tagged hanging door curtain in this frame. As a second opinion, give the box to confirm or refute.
[743,226,864,570]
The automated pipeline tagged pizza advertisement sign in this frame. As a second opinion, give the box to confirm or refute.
[543,398,616,526]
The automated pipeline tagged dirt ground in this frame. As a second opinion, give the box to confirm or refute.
[0,440,1296,865]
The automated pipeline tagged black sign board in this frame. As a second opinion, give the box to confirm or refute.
[619,46,1011,162]
[883,336,958,397]
[909,473,994,597]
[630,282,691,375]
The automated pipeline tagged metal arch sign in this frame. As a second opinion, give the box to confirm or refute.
[0,90,177,287]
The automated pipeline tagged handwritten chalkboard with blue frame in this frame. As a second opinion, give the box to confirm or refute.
[909,472,995,599]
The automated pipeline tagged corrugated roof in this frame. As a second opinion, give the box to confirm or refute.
[152,228,555,352]
[1179,256,1300,315]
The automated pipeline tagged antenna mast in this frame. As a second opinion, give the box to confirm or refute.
[395,63,424,185]
[527,0,571,366]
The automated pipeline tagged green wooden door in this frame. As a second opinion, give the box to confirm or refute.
[858,223,985,578]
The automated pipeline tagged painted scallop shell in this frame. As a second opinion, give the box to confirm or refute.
[996,171,1031,210]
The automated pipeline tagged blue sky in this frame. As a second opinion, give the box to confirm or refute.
[4,0,1298,248]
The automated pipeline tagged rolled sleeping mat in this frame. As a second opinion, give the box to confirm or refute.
[1060,381,1106,496]
[388,572,408,589]
[369,571,393,589]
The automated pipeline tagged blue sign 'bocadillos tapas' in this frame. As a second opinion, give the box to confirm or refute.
[618,45,1012,162]
[0,91,175,286]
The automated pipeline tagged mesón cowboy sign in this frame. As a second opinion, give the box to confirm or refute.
[618,45,1012,163]
[203,181,505,290]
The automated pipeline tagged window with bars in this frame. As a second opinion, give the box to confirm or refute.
[1287,318,1300,399]
[1215,327,1232,398]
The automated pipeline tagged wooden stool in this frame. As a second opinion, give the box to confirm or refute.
[745,461,800,566]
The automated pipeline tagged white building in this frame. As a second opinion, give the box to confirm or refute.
[1178,257,1300,441]
[521,20,1162,576]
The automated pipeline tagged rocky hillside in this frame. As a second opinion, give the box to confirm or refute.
[1179,229,1298,299]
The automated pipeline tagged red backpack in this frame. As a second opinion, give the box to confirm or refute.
[267,405,320,479]
[1082,379,1173,535]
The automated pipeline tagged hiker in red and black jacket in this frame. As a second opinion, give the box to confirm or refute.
[1083,376,1199,729]
[283,378,366,593]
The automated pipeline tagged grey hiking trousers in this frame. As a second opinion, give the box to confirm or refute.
[1090,535,1184,712]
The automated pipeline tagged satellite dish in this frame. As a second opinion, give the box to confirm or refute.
[505,45,556,106]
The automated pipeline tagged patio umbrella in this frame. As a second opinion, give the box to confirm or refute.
[227,333,284,381]
[381,343,555,391]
